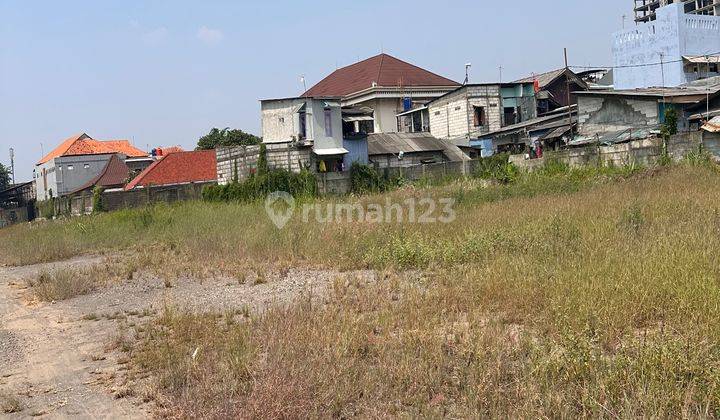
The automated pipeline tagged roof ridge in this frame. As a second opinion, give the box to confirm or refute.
[377,54,457,86]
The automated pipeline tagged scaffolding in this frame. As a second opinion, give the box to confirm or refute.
[634,0,720,23]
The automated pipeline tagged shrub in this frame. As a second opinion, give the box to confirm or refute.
[472,153,518,184]
[203,168,318,203]
[26,266,103,301]
[92,186,106,213]
[350,163,387,194]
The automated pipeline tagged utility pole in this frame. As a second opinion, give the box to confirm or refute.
[499,65,503,83]
[660,52,666,106]
[564,48,574,137]
[9,148,15,186]
[707,55,711,122]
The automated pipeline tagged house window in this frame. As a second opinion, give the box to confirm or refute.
[279,117,285,124]
[67,165,74,170]
[473,106,486,127]
[324,108,333,137]
[83,164,90,169]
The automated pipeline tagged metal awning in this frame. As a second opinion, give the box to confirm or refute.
[396,106,428,117]
[540,125,571,141]
[314,147,349,156]
[323,101,341,108]
[683,55,720,64]
[702,116,720,133]
[342,115,374,122]
[291,103,306,113]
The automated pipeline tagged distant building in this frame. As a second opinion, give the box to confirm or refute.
[0,182,35,227]
[303,54,460,135]
[34,133,148,201]
[614,3,720,89]
[634,0,720,23]
[260,96,350,173]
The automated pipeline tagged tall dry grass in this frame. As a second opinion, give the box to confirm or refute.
[62,163,720,417]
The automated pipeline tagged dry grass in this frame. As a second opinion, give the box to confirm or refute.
[0,391,22,414]
[7,163,720,416]
[25,260,137,302]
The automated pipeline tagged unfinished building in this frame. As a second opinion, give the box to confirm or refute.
[635,0,720,23]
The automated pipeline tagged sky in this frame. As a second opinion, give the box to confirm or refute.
[0,0,632,182]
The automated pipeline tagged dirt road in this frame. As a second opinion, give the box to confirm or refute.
[0,255,375,418]
[0,257,146,419]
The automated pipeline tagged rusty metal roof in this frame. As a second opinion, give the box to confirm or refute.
[367,132,447,155]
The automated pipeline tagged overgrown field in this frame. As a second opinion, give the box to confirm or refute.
[4,162,720,417]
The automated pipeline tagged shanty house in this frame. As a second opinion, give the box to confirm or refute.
[34,133,147,201]
[513,68,589,115]
[0,182,36,227]
[303,54,460,135]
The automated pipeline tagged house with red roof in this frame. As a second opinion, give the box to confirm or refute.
[302,53,459,135]
[34,133,150,201]
[124,150,217,190]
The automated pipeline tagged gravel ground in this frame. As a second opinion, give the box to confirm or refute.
[0,254,379,418]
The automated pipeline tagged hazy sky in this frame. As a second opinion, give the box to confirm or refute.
[1,0,632,181]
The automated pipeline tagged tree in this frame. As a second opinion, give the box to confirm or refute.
[196,127,261,150]
[0,163,10,190]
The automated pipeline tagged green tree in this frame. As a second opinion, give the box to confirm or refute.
[196,128,261,150]
[0,163,10,190]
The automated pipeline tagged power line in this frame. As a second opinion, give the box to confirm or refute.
[569,51,720,70]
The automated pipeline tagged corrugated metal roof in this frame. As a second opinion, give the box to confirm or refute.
[367,132,469,162]
[367,133,447,155]
[702,116,720,133]
[683,55,720,64]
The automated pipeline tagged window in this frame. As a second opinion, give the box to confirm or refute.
[324,108,333,137]
[83,164,90,169]
[279,117,285,124]
[473,106,486,127]
[67,165,74,170]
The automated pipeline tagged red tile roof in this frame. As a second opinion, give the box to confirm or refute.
[71,155,130,194]
[124,150,217,190]
[303,53,459,98]
[37,133,147,165]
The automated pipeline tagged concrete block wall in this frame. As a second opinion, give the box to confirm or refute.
[429,85,503,140]
[577,96,659,135]
[216,144,312,185]
[512,131,718,171]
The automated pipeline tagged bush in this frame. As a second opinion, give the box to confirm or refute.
[472,153,518,184]
[92,186,106,213]
[350,163,387,194]
[203,168,318,203]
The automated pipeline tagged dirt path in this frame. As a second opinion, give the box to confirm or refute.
[0,257,146,419]
[0,256,376,418]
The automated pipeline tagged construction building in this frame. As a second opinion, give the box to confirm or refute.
[635,0,720,23]
[614,2,720,89]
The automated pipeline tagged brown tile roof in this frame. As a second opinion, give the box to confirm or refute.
[125,150,217,190]
[37,133,147,165]
[71,155,130,194]
[303,53,459,98]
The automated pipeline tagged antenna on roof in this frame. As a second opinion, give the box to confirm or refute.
[464,63,472,85]
[300,75,307,93]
